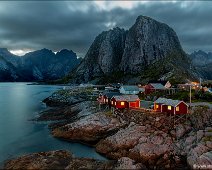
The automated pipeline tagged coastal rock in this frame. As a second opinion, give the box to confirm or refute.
[187,146,211,168]
[43,92,84,107]
[114,157,147,170]
[52,112,125,143]
[4,150,72,169]
[129,136,173,164]
[64,158,114,169]
[175,123,191,139]
[37,101,97,122]
[4,150,115,170]
[96,122,174,165]
[96,124,148,159]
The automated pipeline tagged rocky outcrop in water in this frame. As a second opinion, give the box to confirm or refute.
[69,15,197,84]
[4,150,115,170]
[4,150,148,170]
[52,112,126,144]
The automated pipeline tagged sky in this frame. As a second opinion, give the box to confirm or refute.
[0,1,211,57]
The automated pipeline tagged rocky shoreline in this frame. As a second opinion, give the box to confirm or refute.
[4,87,212,169]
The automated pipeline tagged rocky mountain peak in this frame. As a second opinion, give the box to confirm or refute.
[69,15,196,84]
[120,15,183,73]
[56,49,76,57]
[0,48,9,53]
[74,27,126,82]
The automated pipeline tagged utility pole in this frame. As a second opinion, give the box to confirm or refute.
[200,78,202,89]
[189,85,192,106]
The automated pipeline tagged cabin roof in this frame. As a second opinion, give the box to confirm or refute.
[149,83,165,89]
[155,97,187,107]
[120,85,139,91]
[112,95,139,102]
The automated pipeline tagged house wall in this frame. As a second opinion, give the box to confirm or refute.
[176,102,188,114]
[161,102,188,115]
[145,84,155,94]
[129,100,140,108]
[154,103,162,112]
[163,105,174,114]
[111,98,129,109]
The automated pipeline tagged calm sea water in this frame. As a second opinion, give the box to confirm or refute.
[0,83,106,166]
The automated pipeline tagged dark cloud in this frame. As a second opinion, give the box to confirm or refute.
[0,1,211,57]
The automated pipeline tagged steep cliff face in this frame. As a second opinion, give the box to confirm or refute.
[70,15,196,84]
[73,27,126,83]
[120,16,183,73]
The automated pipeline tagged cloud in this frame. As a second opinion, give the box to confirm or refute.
[0,1,211,57]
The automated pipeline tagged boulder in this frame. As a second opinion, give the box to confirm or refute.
[4,150,115,170]
[4,150,72,169]
[96,124,148,158]
[52,112,124,143]
[114,157,147,170]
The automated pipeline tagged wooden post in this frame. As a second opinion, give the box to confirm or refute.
[189,85,192,106]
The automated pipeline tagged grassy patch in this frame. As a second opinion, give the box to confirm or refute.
[202,136,212,142]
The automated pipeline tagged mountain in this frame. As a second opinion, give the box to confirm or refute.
[72,27,126,83]
[68,15,197,84]
[0,48,81,82]
[189,50,212,80]
[0,48,21,67]
[189,50,212,66]
[0,56,23,81]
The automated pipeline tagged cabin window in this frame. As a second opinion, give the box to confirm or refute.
[168,106,172,110]
[115,102,116,106]
[156,104,159,109]
[106,99,108,103]
[121,102,125,106]
[111,101,113,105]
[176,106,179,111]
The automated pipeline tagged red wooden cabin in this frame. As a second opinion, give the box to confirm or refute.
[145,83,165,94]
[97,92,122,108]
[154,97,188,114]
[111,95,140,109]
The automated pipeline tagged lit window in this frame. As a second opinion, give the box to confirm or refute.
[115,102,116,105]
[121,102,125,106]
[156,104,159,109]
[168,106,172,110]
[106,99,108,103]
[176,106,179,111]
[111,101,113,105]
